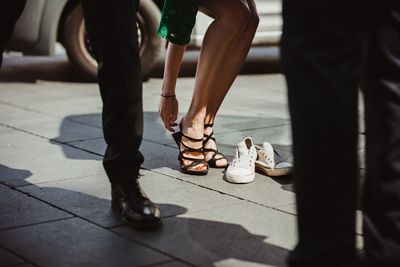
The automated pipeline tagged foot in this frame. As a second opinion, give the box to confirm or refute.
[203,124,228,168]
[111,179,162,230]
[179,118,208,173]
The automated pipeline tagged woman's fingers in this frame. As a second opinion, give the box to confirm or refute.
[162,110,175,132]
[159,98,178,132]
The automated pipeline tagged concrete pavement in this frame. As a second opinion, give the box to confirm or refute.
[0,63,297,267]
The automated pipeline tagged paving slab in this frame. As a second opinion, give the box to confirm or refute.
[67,137,294,209]
[143,112,175,145]
[178,168,295,209]
[274,204,296,215]
[0,247,25,266]
[142,111,290,147]
[0,125,103,187]
[18,174,123,228]
[68,138,197,180]
[19,170,239,228]
[64,113,102,129]
[0,184,72,230]
[0,82,101,118]
[0,217,170,267]
[113,201,296,267]
[217,125,292,150]
[141,75,291,128]
[0,103,103,143]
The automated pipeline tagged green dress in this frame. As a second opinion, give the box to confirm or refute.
[157,0,200,45]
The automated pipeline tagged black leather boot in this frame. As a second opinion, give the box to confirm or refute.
[111,179,162,230]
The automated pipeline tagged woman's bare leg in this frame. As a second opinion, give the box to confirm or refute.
[184,0,251,123]
[196,0,259,166]
[182,0,258,169]
[203,0,259,124]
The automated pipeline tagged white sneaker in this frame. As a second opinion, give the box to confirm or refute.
[255,142,293,177]
[225,137,257,184]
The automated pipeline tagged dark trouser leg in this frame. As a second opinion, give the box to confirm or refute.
[281,0,368,265]
[362,1,400,266]
[81,0,144,183]
[0,0,26,67]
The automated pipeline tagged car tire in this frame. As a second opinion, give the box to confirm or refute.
[63,0,164,81]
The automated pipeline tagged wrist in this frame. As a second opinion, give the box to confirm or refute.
[161,87,175,97]
[161,93,176,98]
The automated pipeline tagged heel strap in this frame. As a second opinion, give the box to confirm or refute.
[204,123,214,128]
[181,132,203,142]
[180,141,204,153]
[203,131,216,145]
[179,120,204,142]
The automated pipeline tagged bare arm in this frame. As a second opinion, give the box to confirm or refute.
[161,43,186,96]
[159,43,186,132]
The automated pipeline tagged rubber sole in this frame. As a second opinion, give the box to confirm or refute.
[224,172,255,184]
[255,162,292,177]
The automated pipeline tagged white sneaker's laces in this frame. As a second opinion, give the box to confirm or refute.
[258,149,273,165]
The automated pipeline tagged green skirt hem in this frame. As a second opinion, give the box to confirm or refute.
[157,0,199,45]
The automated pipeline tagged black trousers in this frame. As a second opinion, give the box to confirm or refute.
[0,0,26,67]
[281,0,400,266]
[81,0,144,183]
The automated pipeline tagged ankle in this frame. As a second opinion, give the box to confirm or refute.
[182,117,204,133]
[204,126,213,135]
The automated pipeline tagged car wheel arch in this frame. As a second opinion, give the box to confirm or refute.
[57,0,80,45]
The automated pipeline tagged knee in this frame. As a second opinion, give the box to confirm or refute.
[219,3,251,29]
[247,11,259,32]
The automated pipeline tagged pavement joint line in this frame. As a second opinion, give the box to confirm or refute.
[1,181,196,265]
[0,99,102,129]
[0,244,40,267]
[141,138,180,148]
[225,107,288,117]
[13,172,106,188]
[53,141,104,158]
[108,228,197,267]
[0,122,103,159]
[0,217,76,232]
[159,201,250,220]
[0,182,108,229]
[0,99,52,116]
[65,136,104,143]
[145,169,297,217]
[217,122,292,135]
[162,143,178,149]
[0,122,52,141]
[66,118,102,129]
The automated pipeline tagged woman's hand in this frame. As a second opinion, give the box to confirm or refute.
[159,96,178,132]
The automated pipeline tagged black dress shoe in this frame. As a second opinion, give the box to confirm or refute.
[111,180,162,230]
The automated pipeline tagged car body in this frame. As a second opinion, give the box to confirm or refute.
[7,0,282,80]
[8,0,165,80]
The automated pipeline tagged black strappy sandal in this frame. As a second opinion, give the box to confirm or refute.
[203,123,229,169]
[172,124,209,176]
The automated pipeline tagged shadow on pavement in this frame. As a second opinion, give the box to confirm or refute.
[49,112,295,193]
[0,164,33,183]
[0,163,290,266]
